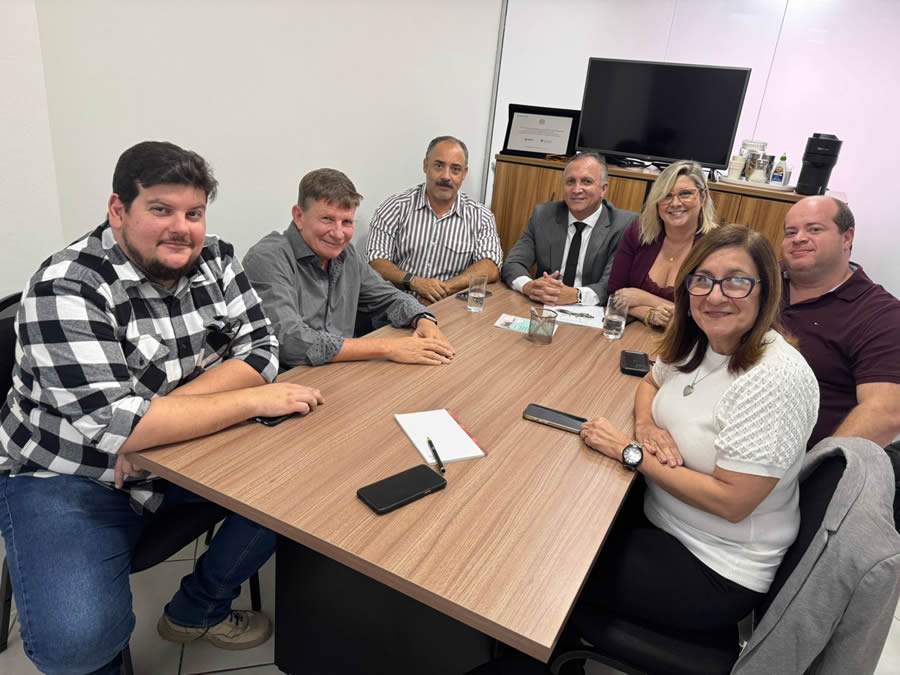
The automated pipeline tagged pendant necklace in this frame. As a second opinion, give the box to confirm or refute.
[682,357,729,397]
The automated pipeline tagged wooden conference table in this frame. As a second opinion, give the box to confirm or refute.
[133,285,657,674]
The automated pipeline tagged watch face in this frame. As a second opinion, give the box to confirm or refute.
[623,444,642,466]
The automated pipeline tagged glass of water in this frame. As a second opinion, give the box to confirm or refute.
[467,275,488,312]
[603,294,628,340]
[528,307,557,344]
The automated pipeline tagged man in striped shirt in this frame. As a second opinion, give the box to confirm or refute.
[367,136,503,303]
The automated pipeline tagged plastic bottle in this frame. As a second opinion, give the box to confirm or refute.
[770,154,788,185]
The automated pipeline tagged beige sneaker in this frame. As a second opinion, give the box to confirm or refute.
[157,610,272,650]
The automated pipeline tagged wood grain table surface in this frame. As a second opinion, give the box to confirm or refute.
[132,284,659,661]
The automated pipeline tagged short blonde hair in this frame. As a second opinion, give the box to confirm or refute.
[639,160,718,245]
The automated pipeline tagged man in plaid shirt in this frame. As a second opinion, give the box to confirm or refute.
[0,141,323,674]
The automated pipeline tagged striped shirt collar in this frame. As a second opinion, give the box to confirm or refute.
[414,183,463,219]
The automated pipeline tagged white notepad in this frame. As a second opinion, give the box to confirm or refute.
[394,409,485,465]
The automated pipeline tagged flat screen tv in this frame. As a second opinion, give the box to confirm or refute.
[576,58,750,169]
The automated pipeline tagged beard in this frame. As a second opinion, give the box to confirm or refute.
[120,227,200,284]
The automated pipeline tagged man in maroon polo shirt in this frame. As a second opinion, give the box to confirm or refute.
[781,196,900,449]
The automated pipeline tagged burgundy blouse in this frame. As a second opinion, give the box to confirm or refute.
[607,218,699,303]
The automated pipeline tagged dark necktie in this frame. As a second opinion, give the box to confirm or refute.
[562,221,587,287]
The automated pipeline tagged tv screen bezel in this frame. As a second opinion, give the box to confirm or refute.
[576,58,751,170]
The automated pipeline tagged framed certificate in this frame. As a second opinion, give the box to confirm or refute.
[502,104,581,158]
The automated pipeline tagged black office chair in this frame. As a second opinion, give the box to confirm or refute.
[0,292,262,674]
[546,454,847,675]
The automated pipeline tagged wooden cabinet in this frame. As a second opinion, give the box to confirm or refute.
[708,190,742,225]
[491,158,562,252]
[491,154,802,256]
[606,175,647,213]
[734,196,794,252]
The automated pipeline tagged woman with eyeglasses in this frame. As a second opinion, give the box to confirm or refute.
[607,160,718,329]
[576,224,819,634]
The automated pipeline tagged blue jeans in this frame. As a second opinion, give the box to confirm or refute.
[0,474,275,675]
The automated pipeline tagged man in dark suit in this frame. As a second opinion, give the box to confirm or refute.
[501,152,636,306]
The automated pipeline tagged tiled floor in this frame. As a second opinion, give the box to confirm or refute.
[0,539,277,675]
[1,544,899,674]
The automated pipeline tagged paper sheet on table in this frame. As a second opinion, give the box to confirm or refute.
[394,409,485,465]
[544,304,605,329]
[494,313,558,335]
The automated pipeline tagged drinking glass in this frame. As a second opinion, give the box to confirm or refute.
[466,275,488,313]
[528,307,557,344]
[603,294,628,340]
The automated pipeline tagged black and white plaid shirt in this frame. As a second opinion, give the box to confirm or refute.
[366,183,503,283]
[0,222,279,512]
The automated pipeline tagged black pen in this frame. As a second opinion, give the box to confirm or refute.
[426,436,446,474]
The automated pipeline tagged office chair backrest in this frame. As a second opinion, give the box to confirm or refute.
[0,293,21,398]
[756,454,846,619]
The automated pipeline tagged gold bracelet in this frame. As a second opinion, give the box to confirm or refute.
[644,309,655,327]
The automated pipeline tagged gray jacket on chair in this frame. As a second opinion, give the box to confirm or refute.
[500,200,635,305]
[732,436,900,675]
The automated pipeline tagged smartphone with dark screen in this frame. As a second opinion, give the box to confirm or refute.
[357,465,447,515]
[253,414,296,427]
[522,403,587,434]
[620,350,651,377]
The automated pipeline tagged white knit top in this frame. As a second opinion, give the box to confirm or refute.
[645,331,820,592]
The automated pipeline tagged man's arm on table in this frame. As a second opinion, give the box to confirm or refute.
[832,382,900,447]
[365,197,451,303]
[443,257,499,294]
[244,245,453,367]
[501,209,585,305]
[120,251,324,460]
[352,261,455,364]
[368,257,449,303]
[118,380,323,455]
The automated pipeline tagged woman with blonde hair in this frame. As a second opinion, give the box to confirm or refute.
[608,160,717,328]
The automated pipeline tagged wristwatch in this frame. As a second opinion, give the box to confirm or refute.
[413,312,438,327]
[622,442,644,471]
[576,288,584,305]
[402,272,414,291]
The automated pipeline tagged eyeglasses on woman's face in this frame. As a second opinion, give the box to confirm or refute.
[660,188,701,206]
[684,273,760,299]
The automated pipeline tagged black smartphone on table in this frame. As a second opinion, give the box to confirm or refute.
[619,350,651,377]
[522,403,587,434]
[357,465,447,515]
[253,413,296,426]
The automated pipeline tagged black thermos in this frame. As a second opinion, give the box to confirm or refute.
[796,133,842,195]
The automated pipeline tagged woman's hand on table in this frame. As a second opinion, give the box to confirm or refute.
[636,421,683,468]
[613,287,649,308]
[647,303,674,328]
[580,417,631,461]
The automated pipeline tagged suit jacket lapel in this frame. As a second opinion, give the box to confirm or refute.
[549,202,569,273]
[582,202,612,283]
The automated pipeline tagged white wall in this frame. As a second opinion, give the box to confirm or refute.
[33,0,503,257]
[489,0,900,295]
[0,0,64,296]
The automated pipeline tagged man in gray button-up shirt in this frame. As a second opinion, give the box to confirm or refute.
[243,168,455,368]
